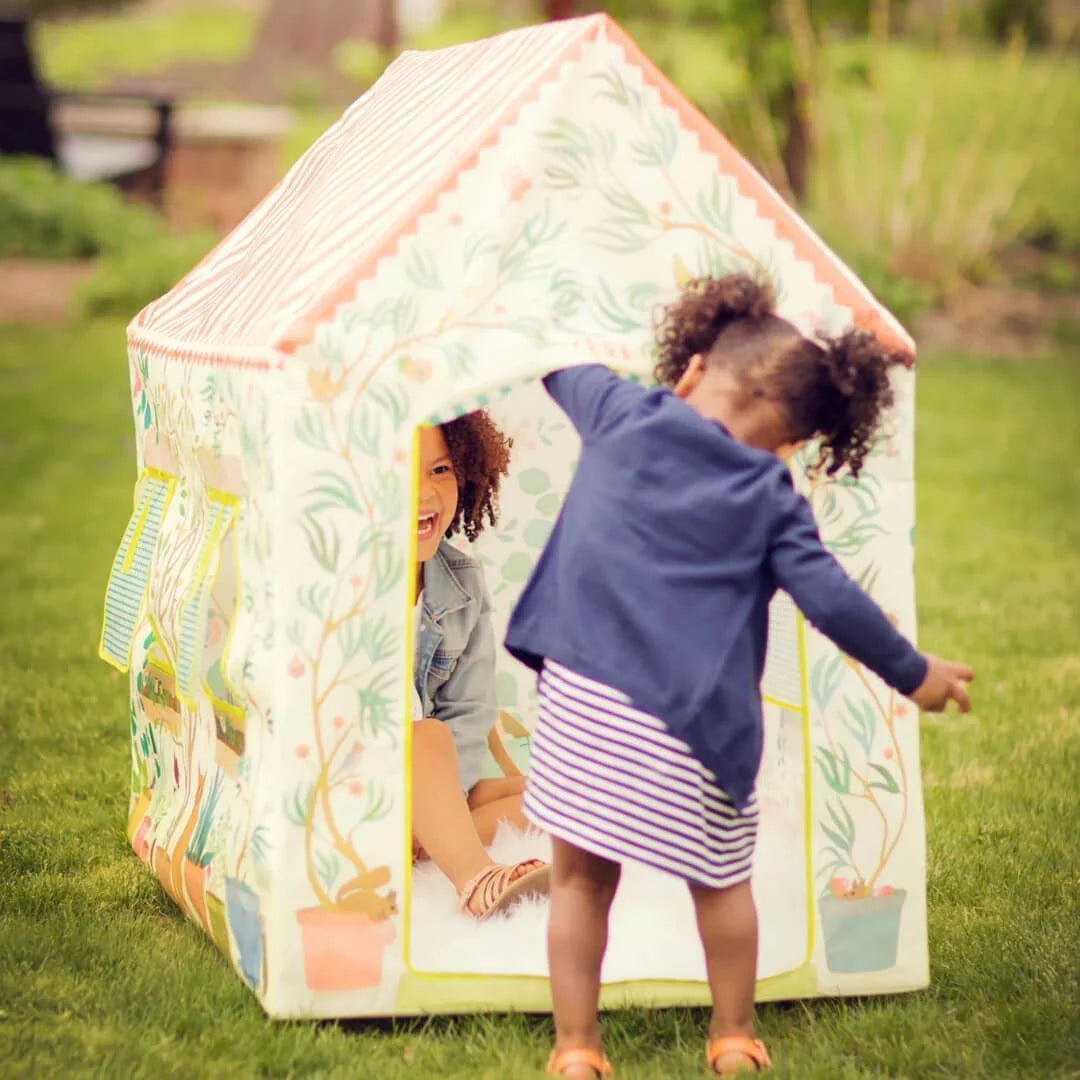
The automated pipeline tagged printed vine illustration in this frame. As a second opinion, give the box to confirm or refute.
[538,66,782,335]
[797,443,911,900]
[811,648,910,898]
[276,49,876,925]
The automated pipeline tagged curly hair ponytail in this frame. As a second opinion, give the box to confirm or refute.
[782,329,911,478]
[652,270,909,478]
[654,273,776,387]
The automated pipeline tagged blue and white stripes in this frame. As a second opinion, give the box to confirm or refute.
[100,474,174,670]
[525,661,758,889]
[176,501,236,703]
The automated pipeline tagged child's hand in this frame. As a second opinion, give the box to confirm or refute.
[909,655,974,713]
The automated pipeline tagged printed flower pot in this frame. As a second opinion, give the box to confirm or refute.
[205,889,231,957]
[296,907,396,991]
[152,846,183,906]
[131,814,152,862]
[182,857,211,932]
[127,789,152,842]
[225,877,264,990]
[819,888,907,973]
[170,775,205,916]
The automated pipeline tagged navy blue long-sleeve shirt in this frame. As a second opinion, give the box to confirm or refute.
[504,365,927,809]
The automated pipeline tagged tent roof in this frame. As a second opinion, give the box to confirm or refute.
[129,14,911,366]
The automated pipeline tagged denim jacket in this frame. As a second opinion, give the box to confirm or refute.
[414,540,496,792]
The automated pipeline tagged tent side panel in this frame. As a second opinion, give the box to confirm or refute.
[115,347,281,996]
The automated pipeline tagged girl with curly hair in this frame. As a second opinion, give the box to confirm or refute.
[411,411,550,920]
[505,273,973,1076]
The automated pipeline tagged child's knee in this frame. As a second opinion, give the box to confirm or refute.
[688,878,756,921]
[553,840,621,896]
[559,870,621,910]
[412,717,455,755]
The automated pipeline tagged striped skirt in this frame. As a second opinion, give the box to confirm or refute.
[524,661,758,889]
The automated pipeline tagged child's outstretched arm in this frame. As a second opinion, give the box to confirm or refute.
[542,364,644,442]
[768,470,973,712]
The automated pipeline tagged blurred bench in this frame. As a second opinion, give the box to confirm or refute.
[50,91,173,204]
[0,16,174,205]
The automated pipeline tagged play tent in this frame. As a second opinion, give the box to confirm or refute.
[100,13,927,1018]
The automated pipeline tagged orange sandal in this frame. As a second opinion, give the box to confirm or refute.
[546,1048,614,1077]
[458,859,550,920]
[706,1037,772,1074]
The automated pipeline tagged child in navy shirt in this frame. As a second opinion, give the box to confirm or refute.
[505,273,973,1077]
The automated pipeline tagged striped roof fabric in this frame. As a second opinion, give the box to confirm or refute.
[129,14,912,363]
[129,17,592,360]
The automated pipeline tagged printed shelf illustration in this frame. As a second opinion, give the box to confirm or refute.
[100,13,923,1018]
[117,361,278,995]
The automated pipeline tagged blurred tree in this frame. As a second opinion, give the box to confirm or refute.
[604,0,910,201]
[255,0,399,70]
[984,0,1049,42]
[543,0,582,16]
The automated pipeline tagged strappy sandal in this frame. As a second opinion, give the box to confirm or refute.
[706,1037,772,1075]
[458,858,550,920]
[546,1048,613,1077]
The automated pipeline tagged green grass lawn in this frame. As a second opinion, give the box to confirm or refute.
[0,321,1077,1078]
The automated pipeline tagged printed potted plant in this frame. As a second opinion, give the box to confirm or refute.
[183,771,224,934]
[288,725,398,991]
[206,822,264,960]
[128,701,162,860]
[812,647,912,973]
[800,449,914,974]
[225,873,265,991]
[289,336,431,993]
[221,691,272,989]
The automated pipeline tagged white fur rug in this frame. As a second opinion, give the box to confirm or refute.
[407,809,807,981]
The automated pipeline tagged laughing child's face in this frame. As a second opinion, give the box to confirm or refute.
[416,425,459,569]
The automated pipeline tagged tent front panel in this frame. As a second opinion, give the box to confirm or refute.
[105,16,926,1018]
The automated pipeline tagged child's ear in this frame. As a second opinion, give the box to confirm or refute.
[776,439,807,463]
[672,354,706,399]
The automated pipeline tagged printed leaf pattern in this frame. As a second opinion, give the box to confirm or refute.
[806,452,913,899]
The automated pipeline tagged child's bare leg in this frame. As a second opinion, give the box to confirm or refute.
[689,879,758,1072]
[548,836,621,1075]
[469,775,527,807]
[412,722,540,917]
[468,775,529,840]
[411,720,492,890]
[469,797,529,842]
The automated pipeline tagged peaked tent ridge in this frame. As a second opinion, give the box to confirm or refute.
[129,13,912,368]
